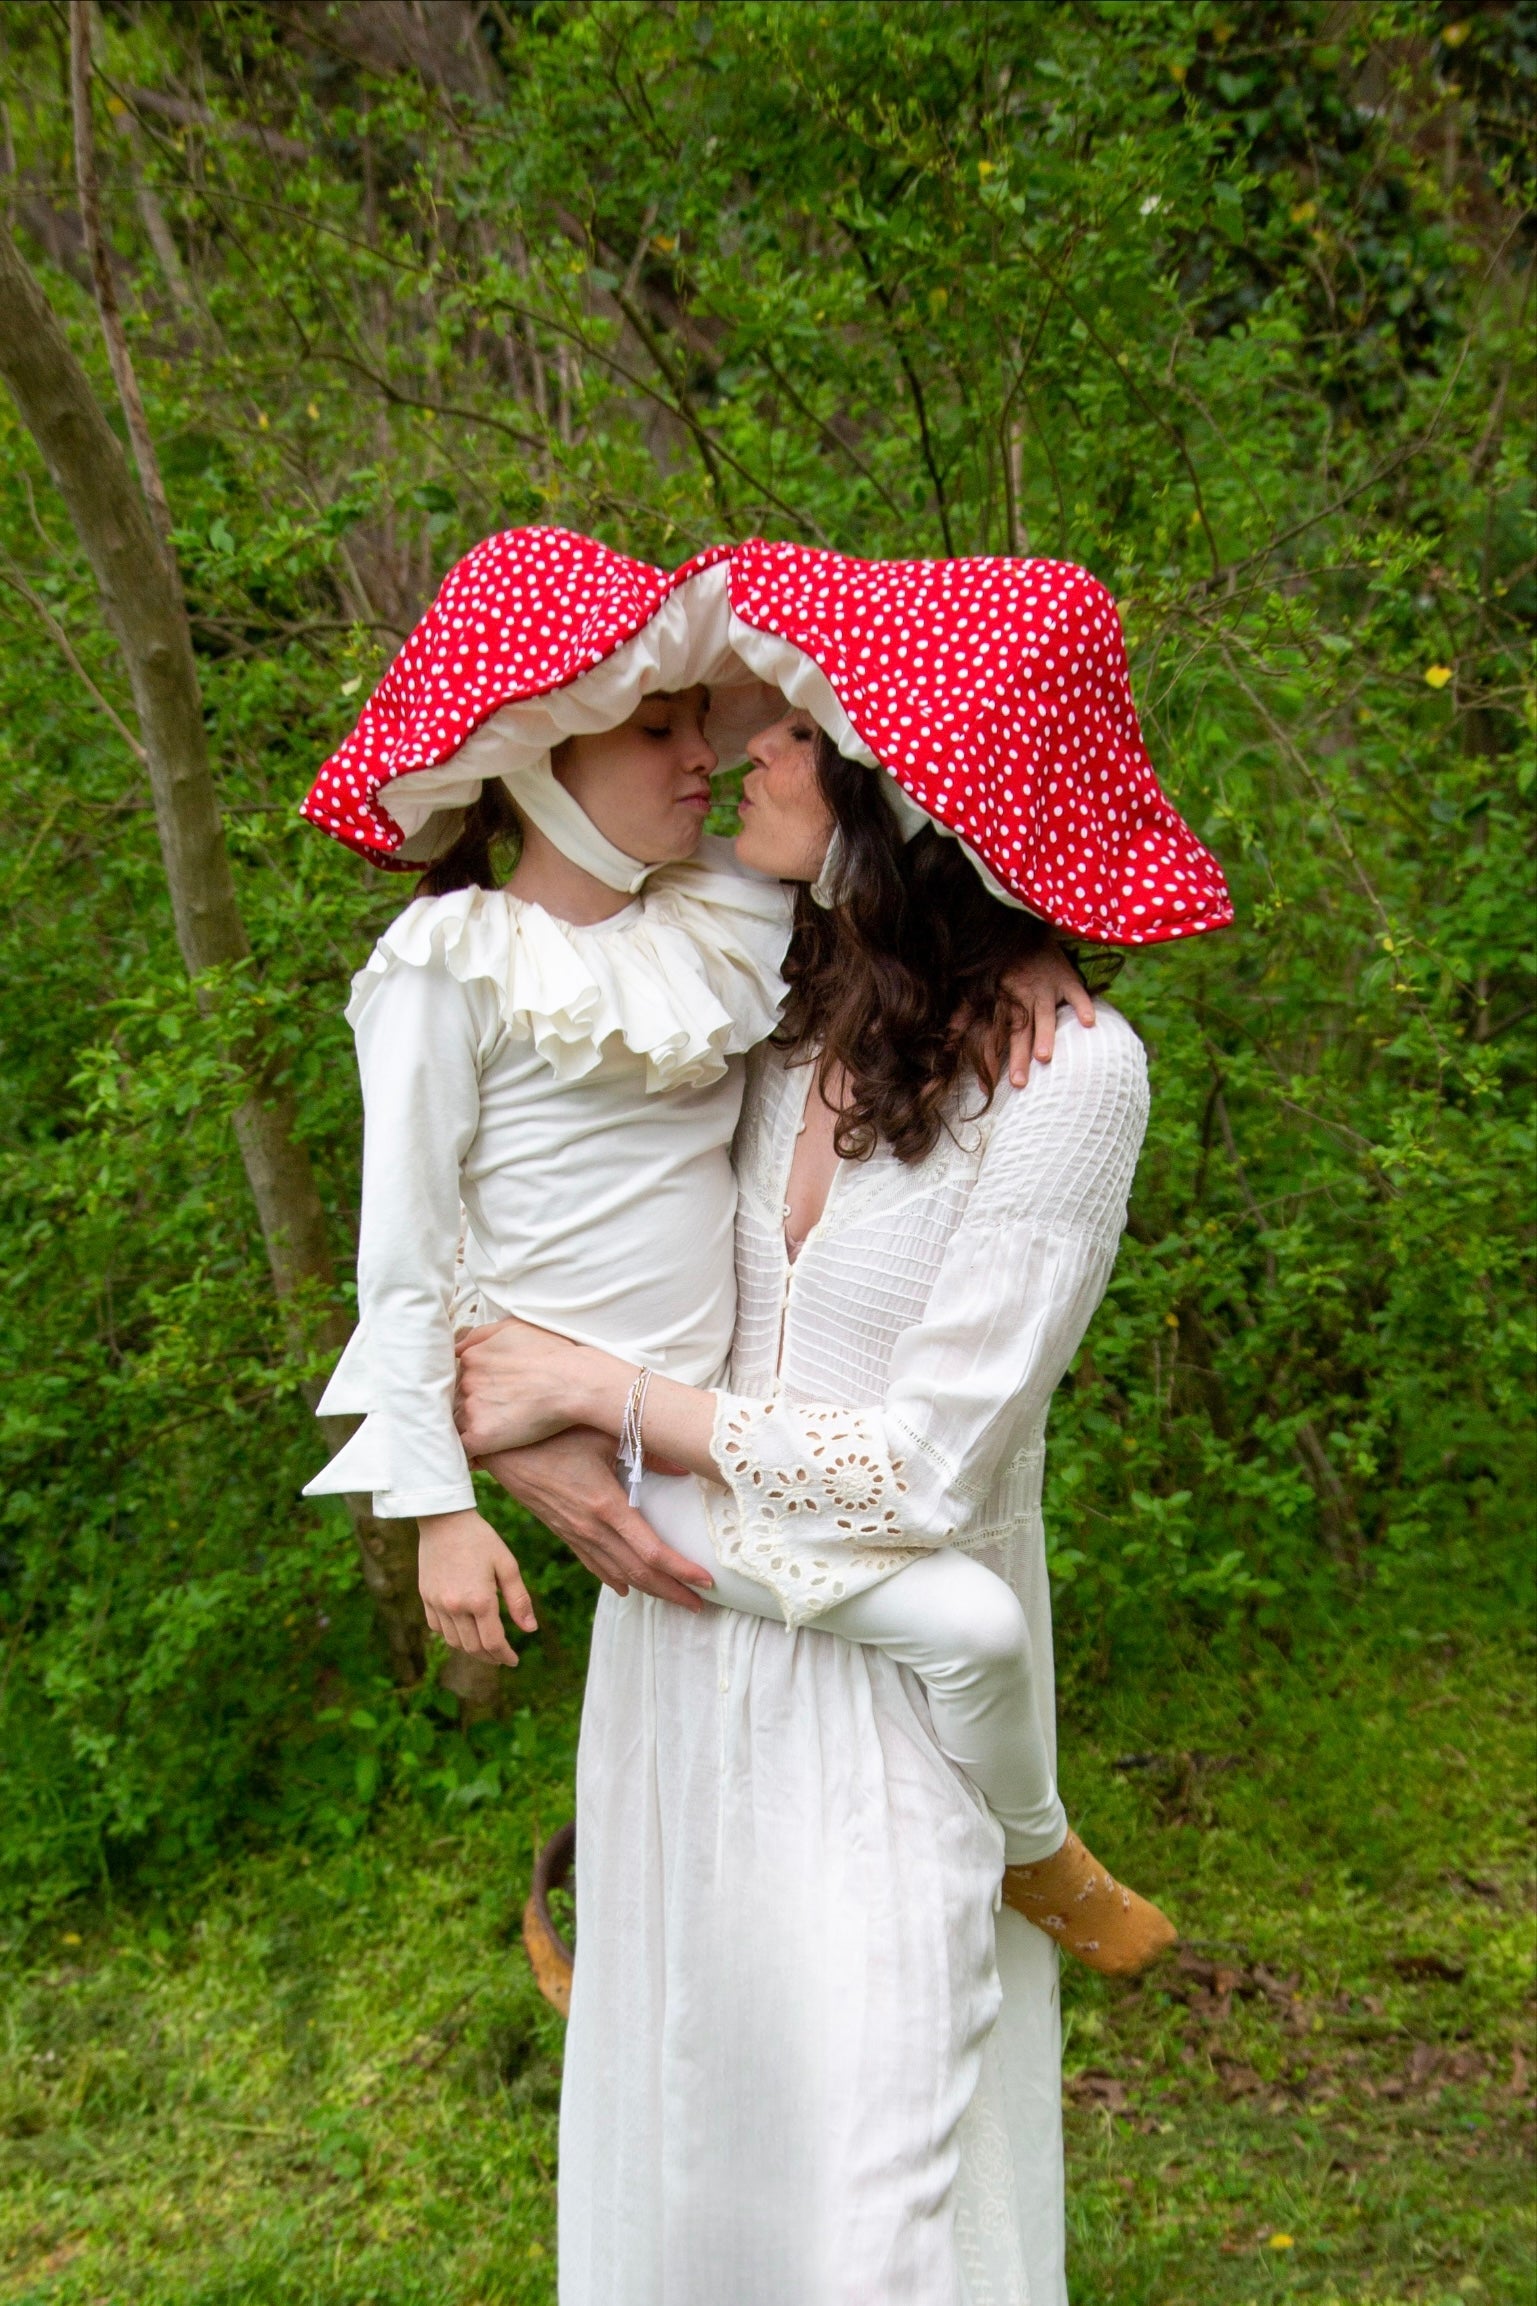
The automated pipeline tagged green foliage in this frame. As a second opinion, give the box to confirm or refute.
[0,0,1531,1910]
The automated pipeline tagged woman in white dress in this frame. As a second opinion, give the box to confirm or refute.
[458,709,1227,2302]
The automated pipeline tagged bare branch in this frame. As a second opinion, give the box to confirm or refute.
[0,550,147,761]
[69,1,173,555]
[120,84,313,164]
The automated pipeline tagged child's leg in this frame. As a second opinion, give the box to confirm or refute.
[822,1548,1067,1865]
[638,1476,1064,1863]
[639,1475,1176,1974]
[828,1554,1176,1973]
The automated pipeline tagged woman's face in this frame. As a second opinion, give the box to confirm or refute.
[735,711,834,882]
[554,687,718,864]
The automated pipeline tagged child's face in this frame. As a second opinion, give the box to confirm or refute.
[553,688,719,863]
[734,711,835,883]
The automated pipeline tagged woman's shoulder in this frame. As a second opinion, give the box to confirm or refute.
[982,1000,1149,1154]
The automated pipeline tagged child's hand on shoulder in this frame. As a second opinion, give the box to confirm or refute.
[418,1508,537,1668]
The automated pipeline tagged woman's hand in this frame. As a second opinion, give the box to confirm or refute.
[1002,941,1096,1084]
[461,1319,720,1489]
[479,1428,714,1612]
[418,1507,538,1668]
[454,1317,605,1456]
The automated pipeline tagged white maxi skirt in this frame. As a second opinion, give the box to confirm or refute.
[557,1477,1068,2306]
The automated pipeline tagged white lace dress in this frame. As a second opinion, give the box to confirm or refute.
[560,1005,1149,2306]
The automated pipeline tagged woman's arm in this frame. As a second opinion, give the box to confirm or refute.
[713,1012,1148,1549]
[457,1009,1149,1545]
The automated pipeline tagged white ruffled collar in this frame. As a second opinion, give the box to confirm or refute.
[347,839,792,1093]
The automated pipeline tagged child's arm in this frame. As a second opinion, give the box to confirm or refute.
[316,918,542,1664]
[1001,944,1095,1080]
[348,953,487,1519]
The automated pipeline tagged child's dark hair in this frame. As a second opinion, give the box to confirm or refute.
[413,781,521,897]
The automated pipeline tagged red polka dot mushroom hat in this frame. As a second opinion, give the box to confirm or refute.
[302,526,1232,944]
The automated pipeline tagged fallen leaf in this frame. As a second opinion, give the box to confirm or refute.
[1446,1871,1501,1905]
[34,2245,85,2277]
[1407,2043,1441,2086]
[1215,2058,1265,2100]
[1267,2231,1296,2251]
[1065,2068,1130,2113]
[1392,1952,1466,1983]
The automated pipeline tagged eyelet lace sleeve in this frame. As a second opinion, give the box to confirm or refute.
[706,1397,928,1621]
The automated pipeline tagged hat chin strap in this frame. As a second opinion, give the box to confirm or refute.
[504,757,657,897]
[809,827,844,909]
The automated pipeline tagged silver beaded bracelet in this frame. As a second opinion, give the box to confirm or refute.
[617,1368,652,1508]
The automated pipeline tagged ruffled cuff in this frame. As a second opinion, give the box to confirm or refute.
[712,1393,914,1544]
[301,1325,475,1521]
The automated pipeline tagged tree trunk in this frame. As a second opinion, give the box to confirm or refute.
[0,221,447,1692]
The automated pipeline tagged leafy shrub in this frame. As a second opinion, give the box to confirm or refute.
[0,0,1530,1914]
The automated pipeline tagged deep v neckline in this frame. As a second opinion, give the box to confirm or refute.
[781,1060,848,1264]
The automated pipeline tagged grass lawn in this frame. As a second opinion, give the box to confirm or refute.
[1,1615,1530,2304]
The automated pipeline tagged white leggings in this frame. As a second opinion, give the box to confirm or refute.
[638,1473,1068,1866]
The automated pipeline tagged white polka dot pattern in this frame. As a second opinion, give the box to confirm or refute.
[299,527,1232,945]
[727,541,1231,945]
[299,527,731,868]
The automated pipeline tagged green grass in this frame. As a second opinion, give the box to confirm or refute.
[1,1617,1531,2305]
[1058,1622,1535,2303]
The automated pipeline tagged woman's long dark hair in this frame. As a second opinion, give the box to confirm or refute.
[413,781,521,897]
[775,738,1055,1165]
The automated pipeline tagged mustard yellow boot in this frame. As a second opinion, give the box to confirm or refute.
[1001,1829,1177,1977]
[522,1889,574,2016]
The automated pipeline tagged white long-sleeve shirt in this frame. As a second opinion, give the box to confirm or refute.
[305,840,792,1520]
[703,1005,1148,1622]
